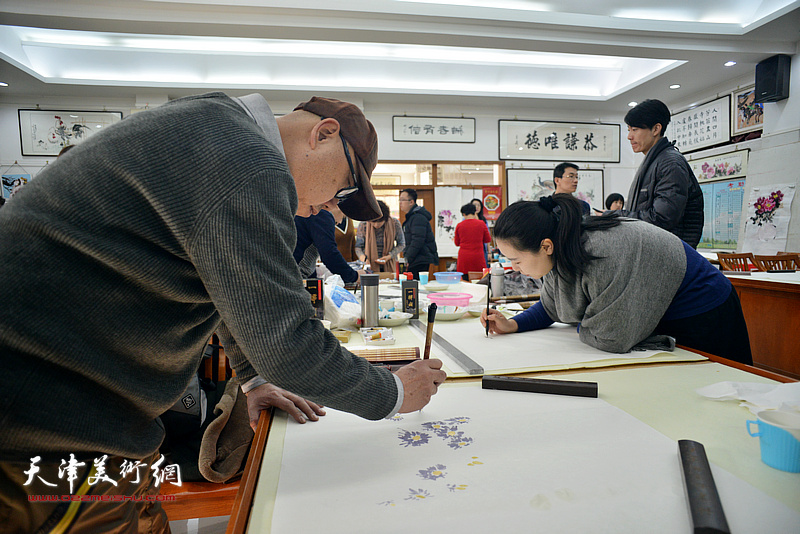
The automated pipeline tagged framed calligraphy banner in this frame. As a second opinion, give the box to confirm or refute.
[506,167,603,209]
[670,96,730,153]
[392,116,476,143]
[19,109,123,156]
[499,120,620,163]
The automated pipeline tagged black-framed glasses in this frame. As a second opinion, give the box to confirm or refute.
[335,136,360,201]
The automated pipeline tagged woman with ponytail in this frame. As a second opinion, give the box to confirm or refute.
[481,194,752,364]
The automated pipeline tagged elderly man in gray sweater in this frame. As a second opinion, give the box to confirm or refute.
[0,93,445,532]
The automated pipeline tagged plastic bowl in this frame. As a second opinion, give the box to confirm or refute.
[427,292,472,307]
[434,271,463,284]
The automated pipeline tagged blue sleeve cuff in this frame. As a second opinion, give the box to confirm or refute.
[513,301,555,332]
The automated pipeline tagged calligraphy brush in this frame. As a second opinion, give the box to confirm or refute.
[423,303,437,360]
[485,285,491,337]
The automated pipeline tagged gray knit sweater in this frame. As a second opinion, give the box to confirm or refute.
[0,93,397,461]
[539,220,686,353]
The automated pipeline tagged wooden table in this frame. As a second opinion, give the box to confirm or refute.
[726,272,800,379]
[226,350,798,533]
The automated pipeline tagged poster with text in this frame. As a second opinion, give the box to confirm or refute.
[698,179,745,250]
[482,186,502,220]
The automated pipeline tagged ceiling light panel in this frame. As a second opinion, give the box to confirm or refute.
[3,24,681,99]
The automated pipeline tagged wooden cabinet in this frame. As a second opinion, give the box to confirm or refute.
[729,275,800,379]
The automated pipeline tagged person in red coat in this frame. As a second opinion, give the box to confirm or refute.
[455,202,492,278]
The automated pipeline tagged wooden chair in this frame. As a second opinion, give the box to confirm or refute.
[468,271,485,282]
[161,479,241,521]
[753,253,800,272]
[717,252,756,272]
[162,335,239,522]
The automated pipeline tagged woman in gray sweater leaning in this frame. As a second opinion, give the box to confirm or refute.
[481,194,752,364]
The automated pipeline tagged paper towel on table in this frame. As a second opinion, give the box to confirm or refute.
[696,381,800,414]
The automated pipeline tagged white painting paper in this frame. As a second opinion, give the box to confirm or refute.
[264,384,800,533]
[434,186,463,258]
[412,321,688,376]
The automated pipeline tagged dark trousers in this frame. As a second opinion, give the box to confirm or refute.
[654,287,753,365]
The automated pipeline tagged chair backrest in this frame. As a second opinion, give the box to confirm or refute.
[717,252,756,271]
[753,253,800,272]
[468,271,485,282]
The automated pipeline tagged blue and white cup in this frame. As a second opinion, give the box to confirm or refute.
[419,271,429,285]
[746,410,800,473]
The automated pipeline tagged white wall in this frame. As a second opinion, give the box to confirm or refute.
[2,60,798,250]
[671,53,800,252]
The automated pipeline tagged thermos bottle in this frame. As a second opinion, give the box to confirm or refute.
[361,274,379,327]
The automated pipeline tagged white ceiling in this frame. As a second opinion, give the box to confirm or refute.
[1,0,799,113]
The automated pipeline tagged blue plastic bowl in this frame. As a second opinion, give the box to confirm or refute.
[434,271,463,284]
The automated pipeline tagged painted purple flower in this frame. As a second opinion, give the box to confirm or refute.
[446,416,470,424]
[447,436,474,450]
[420,421,446,432]
[398,430,431,447]
[417,464,447,481]
[447,483,468,492]
[434,426,463,440]
[405,488,433,501]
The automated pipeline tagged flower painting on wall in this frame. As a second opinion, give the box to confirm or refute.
[743,182,796,254]
[750,190,784,227]
[689,149,748,183]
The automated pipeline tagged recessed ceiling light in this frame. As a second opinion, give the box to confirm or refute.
[628,101,638,107]
[724,61,737,67]
[0,82,8,87]
[669,84,681,89]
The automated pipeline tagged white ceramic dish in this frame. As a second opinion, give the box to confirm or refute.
[434,306,468,321]
[467,305,484,317]
[378,311,413,327]
[424,282,448,292]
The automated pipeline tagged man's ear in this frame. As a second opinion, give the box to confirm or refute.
[652,123,663,137]
[309,118,341,149]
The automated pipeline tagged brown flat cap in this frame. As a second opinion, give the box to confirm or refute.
[294,97,381,221]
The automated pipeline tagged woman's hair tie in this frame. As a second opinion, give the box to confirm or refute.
[539,195,561,222]
[539,195,556,212]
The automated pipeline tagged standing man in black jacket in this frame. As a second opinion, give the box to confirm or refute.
[624,99,704,248]
[399,188,439,279]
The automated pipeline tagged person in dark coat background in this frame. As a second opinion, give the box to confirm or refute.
[399,188,439,280]
[293,209,364,284]
[623,99,704,248]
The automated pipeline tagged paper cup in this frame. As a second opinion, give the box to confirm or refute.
[419,271,429,285]
[746,410,800,473]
